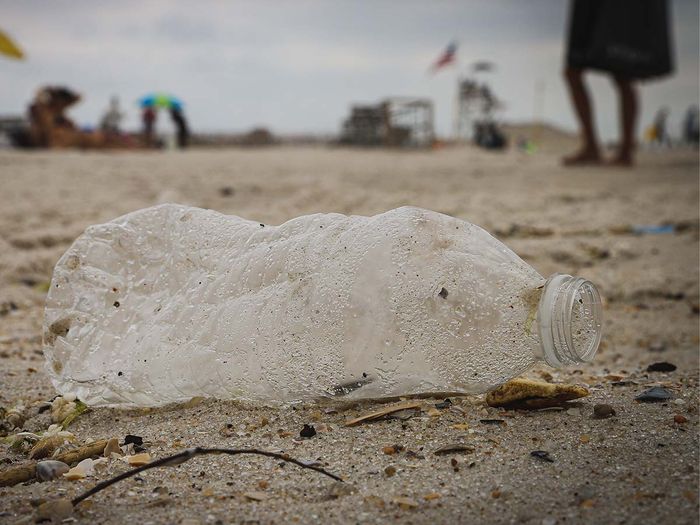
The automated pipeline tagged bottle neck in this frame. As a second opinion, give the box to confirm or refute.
[535,273,602,368]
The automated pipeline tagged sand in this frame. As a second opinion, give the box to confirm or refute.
[0,145,698,524]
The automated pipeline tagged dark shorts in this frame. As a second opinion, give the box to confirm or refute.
[566,0,674,80]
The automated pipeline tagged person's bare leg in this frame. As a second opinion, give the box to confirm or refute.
[610,75,638,166]
[563,67,601,166]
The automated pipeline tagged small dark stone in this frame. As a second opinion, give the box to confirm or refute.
[123,434,146,452]
[530,450,554,463]
[480,419,506,425]
[124,434,143,446]
[438,287,448,299]
[435,398,452,409]
[300,424,316,438]
[593,404,616,419]
[635,386,673,403]
[113,301,120,308]
[646,362,677,373]
[219,186,235,197]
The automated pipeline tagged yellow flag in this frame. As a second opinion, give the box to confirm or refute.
[0,29,24,60]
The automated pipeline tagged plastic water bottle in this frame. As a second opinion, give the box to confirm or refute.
[43,204,602,406]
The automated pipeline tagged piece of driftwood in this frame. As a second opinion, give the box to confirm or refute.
[344,401,422,426]
[0,439,107,487]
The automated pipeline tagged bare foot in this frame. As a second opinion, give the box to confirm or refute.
[562,149,602,167]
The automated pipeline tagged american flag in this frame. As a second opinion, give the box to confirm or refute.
[430,41,457,72]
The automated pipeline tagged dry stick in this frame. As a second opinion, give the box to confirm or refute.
[0,440,108,487]
[72,447,343,506]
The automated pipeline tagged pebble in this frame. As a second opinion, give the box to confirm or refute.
[646,362,677,372]
[674,414,688,424]
[35,460,70,482]
[635,387,673,402]
[384,465,397,477]
[530,450,554,463]
[35,498,73,522]
[593,404,616,419]
[299,424,316,438]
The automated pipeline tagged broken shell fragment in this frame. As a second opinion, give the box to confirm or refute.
[63,458,94,480]
[485,378,589,409]
[127,452,152,466]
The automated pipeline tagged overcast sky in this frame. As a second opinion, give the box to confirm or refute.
[1,0,698,139]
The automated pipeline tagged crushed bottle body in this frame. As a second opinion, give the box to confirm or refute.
[44,204,581,406]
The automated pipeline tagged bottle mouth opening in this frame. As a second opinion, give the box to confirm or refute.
[537,273,603,368]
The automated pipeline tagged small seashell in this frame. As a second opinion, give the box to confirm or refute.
[103,437,123,457]
[63,458,94,480]
[36,460,70,481]
[127,452,152,466]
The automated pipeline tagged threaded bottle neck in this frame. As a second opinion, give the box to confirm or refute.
[536,273,602,368]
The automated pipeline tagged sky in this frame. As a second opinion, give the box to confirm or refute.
[1,0,698,139]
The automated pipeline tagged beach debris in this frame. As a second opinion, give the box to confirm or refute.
[63,458,95,480]
[450,458,460,472]
[127,453,152,466]
[51,396,88,429]
[382,445,404,455]
[648,341,667,353]
[435,398,452,409]
[344,401,422,426]
[451,423,470,430]
[393,496,420,509]
[35,460,70,481]
[364,495,385,508]
[123,434,145,452]
[28,430,76,460]
[243,491,268,501]
[635,387,673,403]
[646,362,677,372]
[593,404,616,419]
[4,404,25,429]
[530,450,554,463]
[486,378,589,409]
[434,444,475,455]
[103,437,123,457]
[0,439,107,487]
[385,408,420,421]
[219,186,235,197]
[299,424,316,438]
[480,419,506,425]
[35,498,74,522]
[674,414,688,424]
[384,466,397,477]
[424,492,441,501]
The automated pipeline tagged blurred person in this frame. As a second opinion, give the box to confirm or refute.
[563,0,673,167]
[100,96,123,135]
[142,106,156,145]
[683,105,699,147]
[652,107,672,148]
[170,106,189,149]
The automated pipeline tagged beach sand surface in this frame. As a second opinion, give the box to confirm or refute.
[0,145,698,524]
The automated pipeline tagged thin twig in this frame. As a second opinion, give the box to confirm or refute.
[72,447,343,506]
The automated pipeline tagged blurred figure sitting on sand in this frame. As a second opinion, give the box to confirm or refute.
[651,107,672,148]
[563,0,674,167]
[100,96,123,135]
